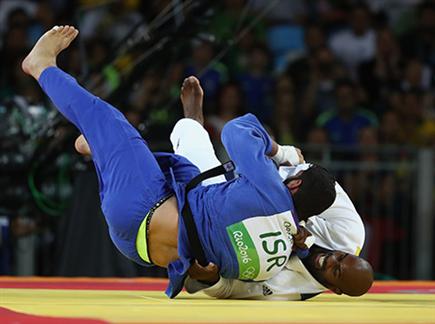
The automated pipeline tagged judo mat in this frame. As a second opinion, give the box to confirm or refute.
[1,277,434,324]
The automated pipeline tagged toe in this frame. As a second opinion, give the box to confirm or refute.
[65,26,75,37]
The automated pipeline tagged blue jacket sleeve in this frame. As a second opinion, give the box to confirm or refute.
[221,114,279,186]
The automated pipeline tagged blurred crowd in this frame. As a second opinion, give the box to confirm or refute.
[0,0,434,277]
[1,0,434,150]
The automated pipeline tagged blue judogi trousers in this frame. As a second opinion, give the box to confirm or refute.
[38,67,173,266]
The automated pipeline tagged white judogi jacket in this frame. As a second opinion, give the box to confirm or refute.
[171,119,365,300]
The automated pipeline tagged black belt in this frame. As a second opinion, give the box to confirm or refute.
[182,161,235,267]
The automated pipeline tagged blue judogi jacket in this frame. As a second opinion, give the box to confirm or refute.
[160,114,299,298]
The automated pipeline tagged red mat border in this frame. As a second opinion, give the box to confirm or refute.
[0,306,108,324]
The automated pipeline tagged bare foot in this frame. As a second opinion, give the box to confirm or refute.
[22,25,79,80]
[75,134,91,156]
[180,76,204,125]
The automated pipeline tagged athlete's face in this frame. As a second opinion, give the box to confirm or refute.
[307,251,351,289]
[304,249,373,296]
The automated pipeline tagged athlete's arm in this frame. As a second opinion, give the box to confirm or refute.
[221,113,281,185]
[221,114,305,182]
[185,267,322,300]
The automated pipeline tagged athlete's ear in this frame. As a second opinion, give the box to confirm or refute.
[286,179,302,191]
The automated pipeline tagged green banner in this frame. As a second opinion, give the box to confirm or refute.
[227,222,260,280]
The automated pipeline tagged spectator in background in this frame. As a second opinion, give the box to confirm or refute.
[400,1,435,66]
[358,27,402,112]
[293,46,347,140]
[159,62,185,103]
[206,82,245,161]
[209,0,246,40]
[317,79,378,146]
[301,46,346,116]
[185,40,228,112]
[86,38,110,75]
[28,1,56,44]
[307,127,329,146]
[379,110,407,145]
[7,54,44,103]
[401,59,433,138]
[304,127,329,162]
[79,0,143,43]
[401,58,432,91]
[208,1,266,74]
[274,75,296,144]
[129,70,162,115]
[0,26,30,99]
[286,24,327,92]
[0,0,36,37]
[0,6,32,63]
[81,37,121,97]
[228,29,259,74]
[256,0,307,72]
[5,7,31,34]
[329,4,376,76]
[237,43,274,123]
[390,89,428,145]
[358,127,379,163]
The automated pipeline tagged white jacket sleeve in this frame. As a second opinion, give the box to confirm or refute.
[185,261,325,301]
[185,276,301,300]
[305,183,365,255]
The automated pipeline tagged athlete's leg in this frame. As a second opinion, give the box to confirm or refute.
[171,77,225,185]
[22,26,171,263]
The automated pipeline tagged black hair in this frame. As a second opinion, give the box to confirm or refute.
[287,164,336,221]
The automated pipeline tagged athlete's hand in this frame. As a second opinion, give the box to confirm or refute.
[188,261,220,285]
[292,226,312,250]
[272,145,305,166]
[295,147,304,164]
